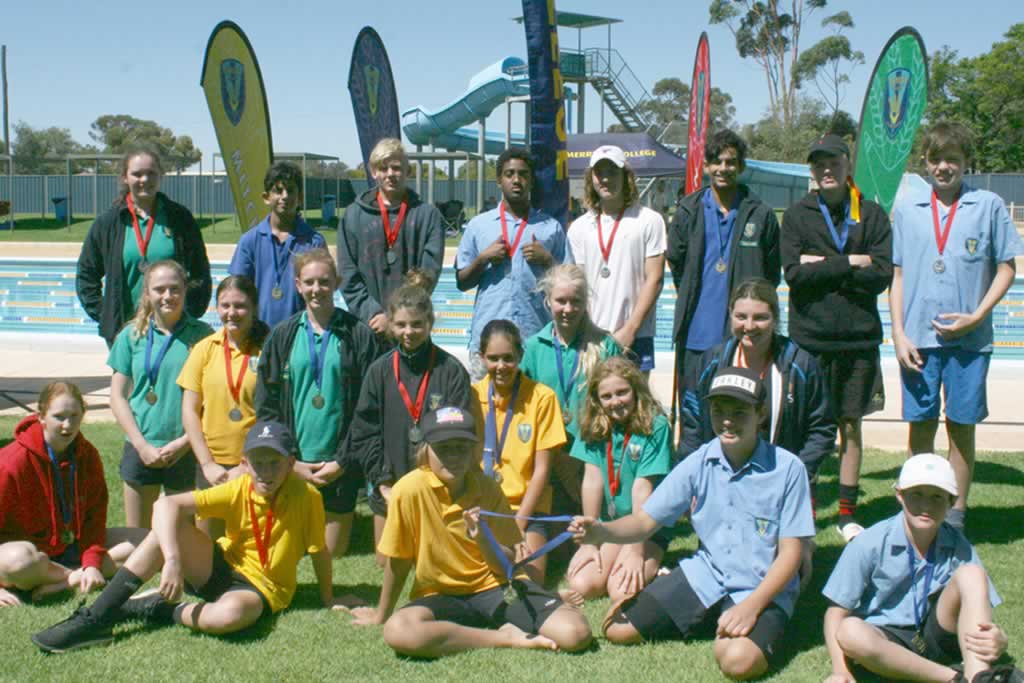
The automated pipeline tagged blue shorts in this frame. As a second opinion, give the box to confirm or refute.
[627,336,655,372]
[900,348,990,424]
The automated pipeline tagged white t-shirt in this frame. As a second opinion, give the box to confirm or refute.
[567,205,666,338]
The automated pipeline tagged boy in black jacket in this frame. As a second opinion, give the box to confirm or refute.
[781,134,892,543]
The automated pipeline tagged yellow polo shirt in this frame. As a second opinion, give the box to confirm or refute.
[177,332,260,465]
[378,467,523,599]
[471,374,566,513]
[193,473,326,613]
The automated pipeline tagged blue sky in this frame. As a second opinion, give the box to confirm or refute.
[3,0,1020,169]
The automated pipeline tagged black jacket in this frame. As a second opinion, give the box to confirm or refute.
[255,309,380,462]
[75,193,212,346]
[781,192,892,352]
[337,188,444,324]
[667,186,781,343]
[341,342,472,516]
[681,334,836,479]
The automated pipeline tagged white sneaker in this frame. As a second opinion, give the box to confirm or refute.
[837,521,864,544]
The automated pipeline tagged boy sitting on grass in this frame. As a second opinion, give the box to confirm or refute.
[570,367,815,680]
[31,420,352,653]
[822,453,1019,683]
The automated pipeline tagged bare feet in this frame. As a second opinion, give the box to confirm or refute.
[558,588,585,609]
[498,623,558,650]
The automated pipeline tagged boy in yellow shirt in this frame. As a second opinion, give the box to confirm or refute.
[32,420,350,652]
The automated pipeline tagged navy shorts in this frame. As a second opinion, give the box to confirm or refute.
[120,442,196,491]
[815,348,885,419]
[621,566,788,661]
[185,543,271,616]
[900,348,990,424]
[627,336,656,372]
[405,580,563,634]
[317,466,363,515]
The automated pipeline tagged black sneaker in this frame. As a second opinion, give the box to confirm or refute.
[973,666,1024,683]
[31,606,113,653]
[118,591,175,624]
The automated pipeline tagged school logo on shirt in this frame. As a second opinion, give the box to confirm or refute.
[429,394,443,410]
[884,68,911,138]
[627,442,642,461]
[965,238,978,255]
[756,518,771,537]
[162,226,173,238]
[363,64,381,116]
[517,424,532,443]
[219,58,246,126]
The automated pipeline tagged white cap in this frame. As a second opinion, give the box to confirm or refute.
[589,145,626,169]
[896,453,958,497]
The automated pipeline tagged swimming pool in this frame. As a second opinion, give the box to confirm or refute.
[3,258,1024,358]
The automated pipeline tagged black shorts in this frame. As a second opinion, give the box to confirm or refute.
[815,348,885,419]
[51,543,81,569]
[317,466,363,515]
[877,593,960,665]
[405,580,564,634]
[622,566,788,661]
[185,543,271,615]
[120,442,196,491]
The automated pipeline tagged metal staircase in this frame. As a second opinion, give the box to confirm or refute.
[568,48,655,133]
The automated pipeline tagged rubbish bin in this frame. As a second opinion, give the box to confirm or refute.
[322,194,336,225]
[52,196,70,222]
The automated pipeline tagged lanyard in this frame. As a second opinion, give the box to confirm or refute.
[45,443,75,529]
[930,190,959,257]
[551,330,580,407]
[377,192,409,249]
[126,194,156,262]
[499,202,529,256]
[816,193,854,253]
[222,329,250,406]
[606,431,632,497]
[393,346,436,425]
[248,483,275,569]
[304,315,333,393]
[596,208,626,264]
[268,231,294,290]
[906,528,937,631]
[476,510,576,587]
[145,318,182,387]
[483,373,522,478]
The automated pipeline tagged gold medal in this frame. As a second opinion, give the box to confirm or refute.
[503,582,518,603]
[715,259,727,273]
[271,286,284,300]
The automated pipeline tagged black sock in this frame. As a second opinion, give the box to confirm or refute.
[90,568,143,621]
[838,484,859,524]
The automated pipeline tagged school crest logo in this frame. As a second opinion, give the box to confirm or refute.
[965,238,978,255]
[363,64,381,116]
[743,222,756,239]
[219,59,246,126]
[627,442,642,461]
[517,423,532,443]
[162,226,173,238]
[883,68,911,139]
[755,518,770,537]
[429,394,443,410]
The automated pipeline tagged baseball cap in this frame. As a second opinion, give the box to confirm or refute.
[706,367,765,406]
[420,406,478,444]
[589,145,626,169]
[244,419,295,457]
[807,134,850,161]
[896,453,958,497]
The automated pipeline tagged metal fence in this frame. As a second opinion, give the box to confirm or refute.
[965,173,1024,204]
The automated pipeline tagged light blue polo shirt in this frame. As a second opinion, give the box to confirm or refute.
[643,438,815,616]
[455,205,572,353]
[892,184,1024,352]
[822,512,1001,627]
[228,216,326,330]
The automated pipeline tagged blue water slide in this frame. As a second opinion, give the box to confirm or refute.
[402,57,529,155]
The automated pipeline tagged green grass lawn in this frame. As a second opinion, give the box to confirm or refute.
[0,417,1021,682]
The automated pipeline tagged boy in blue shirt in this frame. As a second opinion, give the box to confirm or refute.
[570,366,815,680]
[229,161,327,329]
[889,122,1024,532]
[822,453,1016,683]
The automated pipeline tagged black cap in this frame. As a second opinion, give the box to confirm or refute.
[707,367,765,406]
[807,134,850,161]
[420,406,478,444]
[244,420,295,457]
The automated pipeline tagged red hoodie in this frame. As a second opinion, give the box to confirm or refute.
[0,415,108,569]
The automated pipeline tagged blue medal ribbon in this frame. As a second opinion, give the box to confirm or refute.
[476,510,576,587]
[906,529,937,632]
[304,315,333,393]
[483,373,521,478]
[816,193,854,253]
[269,232,294,292]
[144,318,183,388]
[45,443,75,532]
[551,329,580,410]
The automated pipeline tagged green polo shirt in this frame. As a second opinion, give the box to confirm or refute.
[107,316,213,446]
[521,322,621,437]
[570,414,671,520]
[289,313,344,462]
[122,200,176,307]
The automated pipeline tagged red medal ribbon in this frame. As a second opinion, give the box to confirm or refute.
[930,190,959,257]
[248,483,275,569]
[126,193,156,261]
[499,201,529,255]
[606,431,632,497]
[735,345,767,379]
[377,192,409,249]
[392,346,437,424]
[222,329,250,406]
[597,208,626,265]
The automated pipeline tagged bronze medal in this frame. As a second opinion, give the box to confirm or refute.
[312,394,325,409]
[144,390,158,405]
[60,529,75,545]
